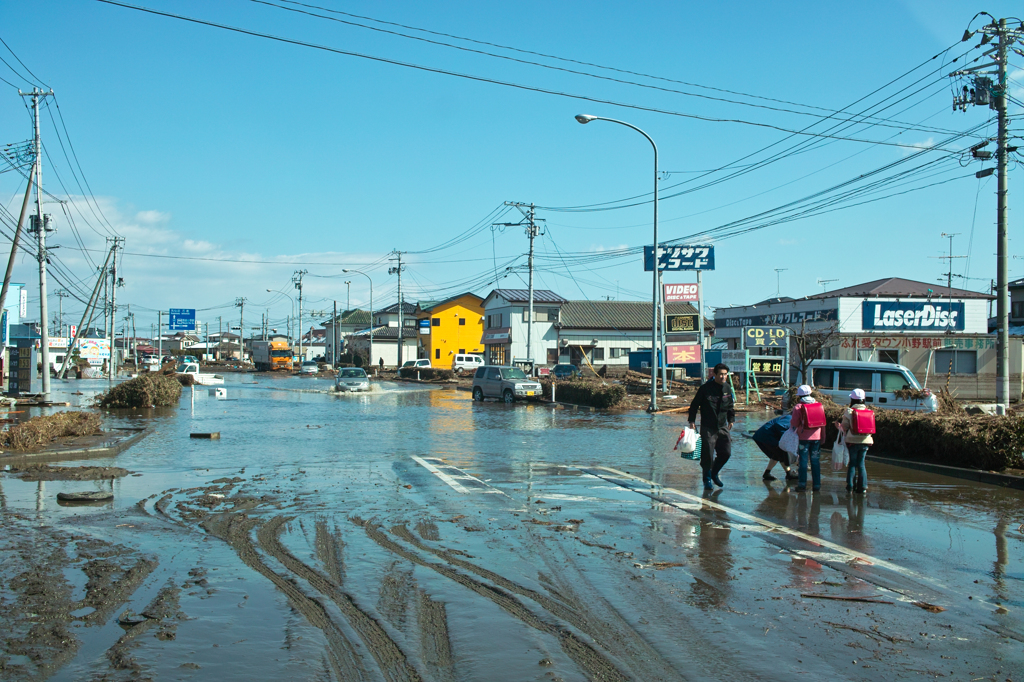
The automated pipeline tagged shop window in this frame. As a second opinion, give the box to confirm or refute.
[876,349,899,364]
[592,348,605,361]
[934,350,977,375]
[838,369,872,391]
[432,318,440,327]
[435,348,440,359]
[459,318,466,326]
[547,348,558,364]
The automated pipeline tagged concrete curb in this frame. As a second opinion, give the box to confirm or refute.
[866,454,1024,490]
[0,428,149,465]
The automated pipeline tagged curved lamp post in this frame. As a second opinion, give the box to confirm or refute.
[575,114,662,411]
[266,289,296,343]
[342,269,373,372]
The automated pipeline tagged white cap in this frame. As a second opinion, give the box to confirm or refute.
[850,388,866,400]
[796,384,813,397]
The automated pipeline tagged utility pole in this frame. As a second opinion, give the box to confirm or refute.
[499,202,546,371]
[293,270,307,362]
[54,289,70,337]
[235,298,246,362]
[345,281,351,311]
[333,300,338,364]
[57,250,112,379]
[389,252,405,366]
[131,312,138,368]
[952,16,1022,414]
[22,88,54,396]
[107,237,123,380]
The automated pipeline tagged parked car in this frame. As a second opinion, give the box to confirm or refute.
[452,353,485,375]
[335,367,370,392]
[472,365,543,403]
[551,363,580,379]
[299,360,319,375]
[402,359,432,369]
[182,355,199,365]
[797,359,938,412]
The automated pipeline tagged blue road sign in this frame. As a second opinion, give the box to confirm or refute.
[644,245,714,271]
[168,308,196,331]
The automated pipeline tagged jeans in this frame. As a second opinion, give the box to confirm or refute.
[798,440,821,489]
[847,444,869,490]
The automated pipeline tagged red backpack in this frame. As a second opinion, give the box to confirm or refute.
[850,408,876,435]
[802,402,826,428]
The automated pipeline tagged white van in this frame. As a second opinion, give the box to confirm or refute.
[801,359,938,412]
[452,354,485,375]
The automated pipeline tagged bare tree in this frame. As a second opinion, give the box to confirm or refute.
[788,320,841,384]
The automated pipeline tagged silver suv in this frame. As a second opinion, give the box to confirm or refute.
[472,365,543,403]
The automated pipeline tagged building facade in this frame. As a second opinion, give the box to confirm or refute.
[416,293,485,369]
[714,277,1019,401]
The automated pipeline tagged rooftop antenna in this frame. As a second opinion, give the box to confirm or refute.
[774,268,787,298]
[817,278,838,293]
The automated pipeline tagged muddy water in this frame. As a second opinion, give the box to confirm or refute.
[1,373,1022,680]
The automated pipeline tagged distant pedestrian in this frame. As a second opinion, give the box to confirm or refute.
[752,414,799,481]
[790,384,826,492]
[688,363,735,490]
[839,388,873,493]
[378,357,384,372]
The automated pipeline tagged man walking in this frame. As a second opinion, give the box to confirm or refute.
[688,363,736,490]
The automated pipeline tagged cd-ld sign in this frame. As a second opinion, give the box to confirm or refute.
[744,326,786,348]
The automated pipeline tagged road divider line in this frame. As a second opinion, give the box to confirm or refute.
[411,456,513,498]
[411,456,472,494]
[586,466,913,577]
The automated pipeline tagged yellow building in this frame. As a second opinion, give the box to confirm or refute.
[416,293,485,368]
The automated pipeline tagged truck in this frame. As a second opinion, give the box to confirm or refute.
[252,340,293,371]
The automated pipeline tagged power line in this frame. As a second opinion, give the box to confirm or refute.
[94,0,958,150]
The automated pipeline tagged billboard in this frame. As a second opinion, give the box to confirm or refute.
[663,283,699,302]
[644,245,715,271]
[665,343,701,365]
[861,301,964,331]
[743,326,787,348]
[666,314,699,333]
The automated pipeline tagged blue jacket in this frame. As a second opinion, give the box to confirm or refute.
[752,415,792,447]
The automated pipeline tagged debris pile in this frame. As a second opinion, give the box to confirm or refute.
[0,411,102,450]
[98,374,183,409]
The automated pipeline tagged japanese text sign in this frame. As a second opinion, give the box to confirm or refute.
[666,343,701,365]
[644,245,715,271]
[168,308,196,331]
[744,326,787,348]
[666,314,698,333]
[749,356,784,375]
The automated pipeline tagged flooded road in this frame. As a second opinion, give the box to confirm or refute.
[1,373,1022,680]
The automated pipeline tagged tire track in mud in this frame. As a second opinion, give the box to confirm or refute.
[201,513,366,682]
[416,589,455,682]
[356,518,630,682]
[258,516,423,682]
[390,524,686,681]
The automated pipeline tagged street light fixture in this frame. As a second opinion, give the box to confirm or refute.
[575,113,662,411]
[343,269,374,372]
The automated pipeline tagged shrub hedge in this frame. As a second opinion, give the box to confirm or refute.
[541,379,626,409]
[399,367,454,381]
[98,374,183,408]
[0,411,103,450]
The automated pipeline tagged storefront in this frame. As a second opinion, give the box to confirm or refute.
[714,278,1019,401]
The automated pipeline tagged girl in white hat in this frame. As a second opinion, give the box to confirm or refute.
[839,388,873,493]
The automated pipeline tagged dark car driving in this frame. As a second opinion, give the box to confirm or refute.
[550,364,580,379]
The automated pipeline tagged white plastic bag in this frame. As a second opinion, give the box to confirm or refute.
[831,430,849,471]
[779,427,799,459]
[675,427,697,454]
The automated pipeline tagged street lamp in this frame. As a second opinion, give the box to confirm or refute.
[266,289,295,343]
[342,269,374,373]
[575,113,662,411]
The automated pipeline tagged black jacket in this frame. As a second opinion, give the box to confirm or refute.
[688,379,735,430]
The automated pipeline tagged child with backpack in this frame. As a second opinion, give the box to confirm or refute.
[839,388,874,493]
[790,384,826,492]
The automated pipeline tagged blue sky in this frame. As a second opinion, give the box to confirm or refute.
[1,0,1022,337]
